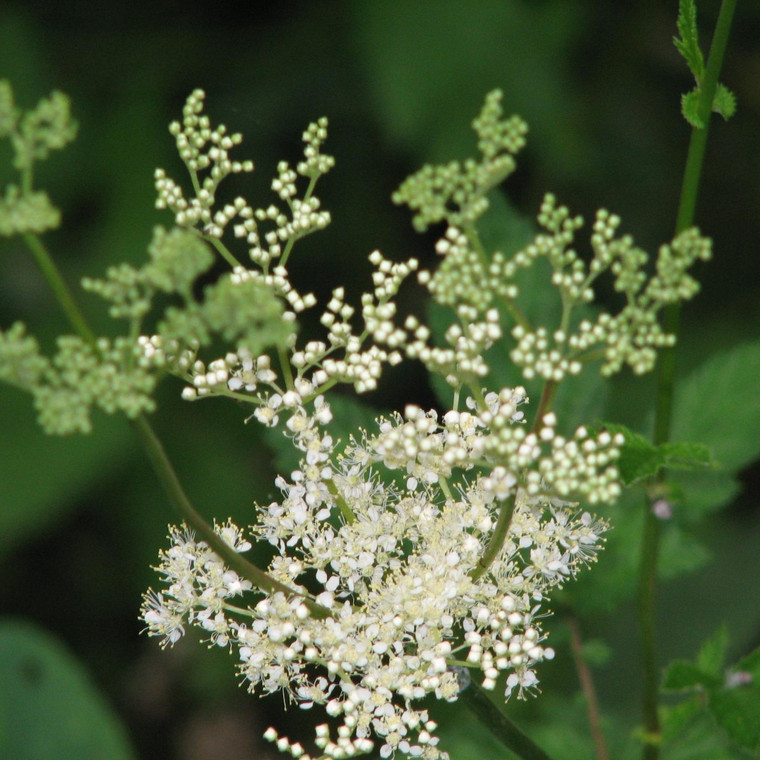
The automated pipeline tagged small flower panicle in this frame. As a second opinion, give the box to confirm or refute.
[143,91,419,411]
[146,251,418,408]
[392,97,711,389]
[398,192,712,387]
[154,89,253,238]
[140,521,253,650]
[392,89,527,232]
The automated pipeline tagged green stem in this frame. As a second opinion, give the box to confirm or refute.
[460,680,556,760]
[465,222,530,330]
[531,380,557,432]
[567,617,608,760]
[132,416,330,618]
[638,499,662,760]
[278,344,295,391]
[470,492,517,582]
[325,477,356,524]
[638,3,736,757]
[674,0,738,238]
[204,234,242,269]
[23,233,98,349]
[279,174,318,269]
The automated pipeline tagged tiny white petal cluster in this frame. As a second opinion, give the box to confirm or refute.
[139,246,419,402]
[397,190,712,387]
[505,195,712,380]
[140,520,253,650]
[142,389,616,760]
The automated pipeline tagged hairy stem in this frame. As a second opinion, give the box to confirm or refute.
[638,3,737,757]
[460,680,556,760]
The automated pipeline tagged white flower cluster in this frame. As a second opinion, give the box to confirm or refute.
[398,192,712,386]
[141,520,253,648]
[136,89,715,760]
[153,89,333,269]
[392,90,528,232]
[154,89,254,238]
[233,120,333,267]
[142,388,618,760]
[140,91,423,402]
[507,196,712,379]
[397,306,502,388]
[138,247,418,401]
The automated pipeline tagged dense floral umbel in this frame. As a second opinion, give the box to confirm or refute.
[142,389,618,760]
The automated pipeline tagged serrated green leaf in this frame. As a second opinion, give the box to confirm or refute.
[591,422,662,485]
[695,625,729,675]
[620,438,663,484]
[659,441,715,471]
[708,685,760,754]
[672,341,760,475]
[661,707,748,760]
[700,642,760,755]
[660,696,703,745]
[0,618,136,760]
[663,660,718,692]
[674,0,705,82]
[713,84,737,121]
[682,88,705,128]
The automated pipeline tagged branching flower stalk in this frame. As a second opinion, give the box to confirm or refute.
[0,61,718,760]
[0,82,321,618]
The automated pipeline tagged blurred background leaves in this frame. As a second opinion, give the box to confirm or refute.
[1,1,759,758]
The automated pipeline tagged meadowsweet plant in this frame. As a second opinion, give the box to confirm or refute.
[136,87,641,759]
[2,2,757,760]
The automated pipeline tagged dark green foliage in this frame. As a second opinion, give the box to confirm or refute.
[0,619,137,759]
[663,627,760,756]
